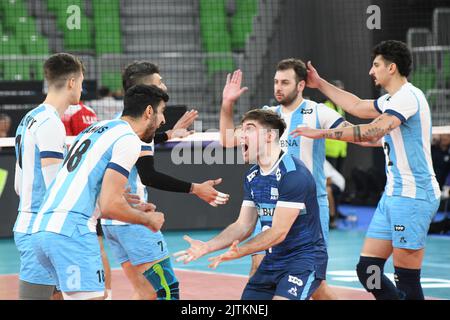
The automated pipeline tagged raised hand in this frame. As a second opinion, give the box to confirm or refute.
[208,240,240,269]
[306,61,322,89]
[173,235,210,264]
[167,109,198,139]
[191,178,230,207]
[222,70,249,104]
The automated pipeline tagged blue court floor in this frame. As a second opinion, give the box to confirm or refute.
[1,205,449,299]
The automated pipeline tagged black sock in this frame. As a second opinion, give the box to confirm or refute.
[356,256,400,300]
[394,267,424,300]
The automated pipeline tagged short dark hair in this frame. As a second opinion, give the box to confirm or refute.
[44,53,84,89]
[122,61,160,92]
[97,86,110,98]
[241,109,286,139]
[122,84,169,118]
[276,58,307,83]
[372,40,412,77]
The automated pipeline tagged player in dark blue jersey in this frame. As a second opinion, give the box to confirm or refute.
[174,109,327,300]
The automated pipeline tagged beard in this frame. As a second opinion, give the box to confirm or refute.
[142,119,159,143]
[275,89,299,106]
[142,130,156,143]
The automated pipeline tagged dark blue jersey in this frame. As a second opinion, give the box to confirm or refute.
[242,153,327,276]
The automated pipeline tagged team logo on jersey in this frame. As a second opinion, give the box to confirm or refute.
[288,287,298,297]
[394,225,405,232]
[259,207,275,217]
[270,187,279,200]
[301,108,313,114]
[276,168,281,181]
[288,275,304,287]
[247,169,258,182]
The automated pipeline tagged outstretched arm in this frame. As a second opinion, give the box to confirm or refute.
[291,113,401,143]
[135,151,229,207]
[173,205,258,264]
[208,206,299,269]
[306,61,380,119]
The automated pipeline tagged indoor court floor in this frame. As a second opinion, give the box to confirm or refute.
[1,205,449,300]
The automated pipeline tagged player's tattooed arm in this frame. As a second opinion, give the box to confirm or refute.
[291,113,401,142]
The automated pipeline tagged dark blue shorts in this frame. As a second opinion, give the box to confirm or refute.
[242,266,322,300]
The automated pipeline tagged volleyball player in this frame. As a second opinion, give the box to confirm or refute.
[13,53,84,299]
[219,59,350,299]
[101,61,229,299]
[291,40,440,300]
[31,84,167,300]
[175,109,328,300]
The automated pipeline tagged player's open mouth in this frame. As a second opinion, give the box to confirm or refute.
[241,143,249,155]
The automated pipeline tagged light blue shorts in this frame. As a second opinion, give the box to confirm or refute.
[14,232,55,286]
[103,224,169,266]
[366,193,439,249]
[250,194,330,255]
[31,228,104,292]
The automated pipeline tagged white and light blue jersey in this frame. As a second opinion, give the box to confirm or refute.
[374,82,440,200]
[264,99,344,197]
[242,153,327,275]
[14,104,66,234]
[32,119,142,236]
[101,141,154,226]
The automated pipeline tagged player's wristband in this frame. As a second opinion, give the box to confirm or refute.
[154,132,169,144]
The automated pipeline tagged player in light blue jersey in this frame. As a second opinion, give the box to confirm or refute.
[100,61,229,300]
[291,40,440,300]
[31,84,168,300]
[219,59,350,299]
[13,53,84,300]
[175,109,327,300]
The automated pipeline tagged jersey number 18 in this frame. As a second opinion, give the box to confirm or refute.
[63,139,92,172]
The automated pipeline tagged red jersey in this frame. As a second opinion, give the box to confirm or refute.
[62,102,98,136]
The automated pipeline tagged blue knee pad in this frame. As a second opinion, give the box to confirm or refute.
[143,257,179,300]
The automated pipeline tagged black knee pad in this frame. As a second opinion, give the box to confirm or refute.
[394,267,423,300]
[356,256,400,300]
[356,256,387,287]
